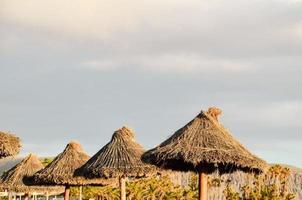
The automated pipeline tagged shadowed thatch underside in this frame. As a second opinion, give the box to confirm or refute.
[0,154,63,193]
[142,107,268,174]
[32,141,110,186]
[77,127,155,179]
[0,132,21,159]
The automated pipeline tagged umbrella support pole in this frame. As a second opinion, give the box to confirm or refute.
[24,193,29,200]
[198,172,207,200]
[45,192,49,200]
[119,176,126,200]
[79,186,82,200]
[64,185,70,200]
[8,192,12,200]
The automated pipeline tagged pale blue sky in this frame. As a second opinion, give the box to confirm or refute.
[1,0,302,167]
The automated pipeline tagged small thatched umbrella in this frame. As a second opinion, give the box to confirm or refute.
[78,126,155,200]
[31,141,109,200]
[0,132,21,159]
[142,107,268,200]
[0,154,63,200]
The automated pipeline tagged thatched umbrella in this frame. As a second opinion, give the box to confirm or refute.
[142,107,268,200]
[0,132,21,159]
[31,141,109,200]
[0,154,63,200]
[78,126,155,200]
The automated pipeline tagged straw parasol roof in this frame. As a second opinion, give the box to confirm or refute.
[0,153,63,193]
[78,126,155,179]
[32,141,108,186]
[142,107,268,174]
[0,132,21,159]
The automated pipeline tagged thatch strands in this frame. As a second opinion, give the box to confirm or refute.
[0,132,21,159]
[79,126,155,179]
[142,107,268,200]
[32,141,108,186]
[78,126,155,200]
[31,141,110,200]
[0,153,63,194]
[142,107,267,173]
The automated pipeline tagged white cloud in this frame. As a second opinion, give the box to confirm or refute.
[1,0,146,39]
[278,0,302,3]
[0,0,203,40]
[2,0,302,73]
[1,0,302,167]
[138,54,254,73]
[82,60,118,71]
[81,54,254,73]
[224,101,302,127]
[2,0,301,41]
[292,22,302,40]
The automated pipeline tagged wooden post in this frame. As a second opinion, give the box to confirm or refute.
[45,192,49,200]
[8,192,12,200]
[198,172,207,200]
[79,186,82,200]
[24,193,29,200]
[119,176,126,200]
[64,185,70,200]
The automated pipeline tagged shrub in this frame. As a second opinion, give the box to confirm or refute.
[224,165,295,200]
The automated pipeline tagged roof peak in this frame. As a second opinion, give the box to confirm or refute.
[25,153,38,160]
[203,107,222,122]
[66,140,84,150]
[112,126,135,140]
[21,153,39,163]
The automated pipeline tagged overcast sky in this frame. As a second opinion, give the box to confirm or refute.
[1,0,302,167]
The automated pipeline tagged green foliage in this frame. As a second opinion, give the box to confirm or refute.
[0,197,8,200]
[126,176,197,200]
[70,185,119,200]
[224,165,295,200]
[70,176,197,200]
[68,165,296,200]
[40,157,54,167]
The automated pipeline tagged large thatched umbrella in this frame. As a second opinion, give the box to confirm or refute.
[0,154,63,200]
[142,107,268,200]
[0,132,21,159]
[78,126,155,200]
[31,141,109,200]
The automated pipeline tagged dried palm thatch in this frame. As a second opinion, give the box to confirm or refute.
[78,126,155,179]
[32,141,109,186]
[142,107,268,174]
[0,132,21,159]
[0,154,63,193]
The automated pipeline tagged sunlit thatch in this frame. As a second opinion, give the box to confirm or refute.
[0,132,21,159]
[142,107,268,174]
[0,154,63,193]
[77,126,155,179]
[31,141,109,186]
